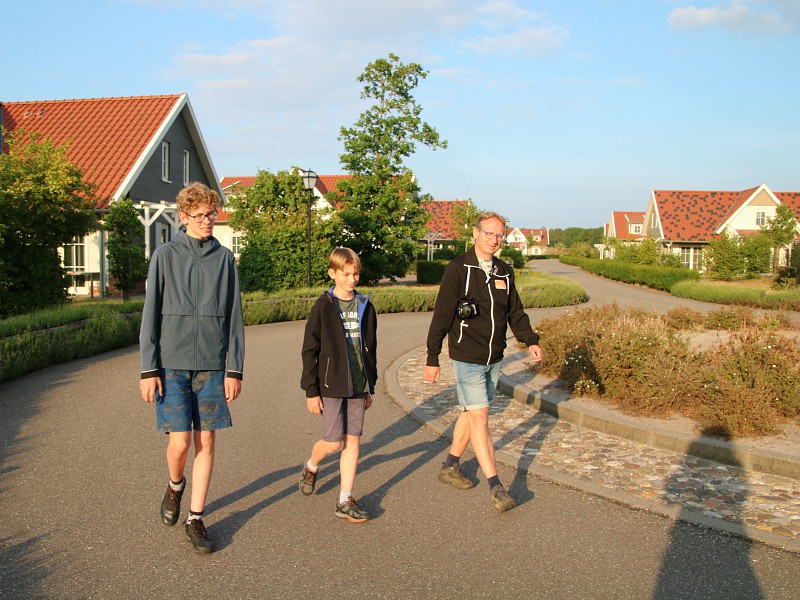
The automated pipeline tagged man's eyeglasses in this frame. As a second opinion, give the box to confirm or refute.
[477,227,505,242]
[185,209,219,223]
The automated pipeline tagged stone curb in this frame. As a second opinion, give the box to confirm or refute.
[385,346,800,554]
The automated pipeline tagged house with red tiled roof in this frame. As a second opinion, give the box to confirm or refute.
[643,184,800,270]
[506,227,550,256]
[599,211,645,259]
[1,94,223,295]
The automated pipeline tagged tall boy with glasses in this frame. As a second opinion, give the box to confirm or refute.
[139,182,245,553]
[423,211,542,511]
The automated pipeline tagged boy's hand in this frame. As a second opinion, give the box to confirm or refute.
[528,344,543,364]
[365,393,373,410]
[307,396,323,415]
[225,377,242,403]
[140,377,162,403]
[423,365,441,384]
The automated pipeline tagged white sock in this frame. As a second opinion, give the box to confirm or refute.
[339,490,352,504]
[169,477,185,491]
[306,459,319,473]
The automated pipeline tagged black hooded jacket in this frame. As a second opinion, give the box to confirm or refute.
[426,247,539,367]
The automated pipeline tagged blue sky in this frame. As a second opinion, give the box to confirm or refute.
[3,0,798,229]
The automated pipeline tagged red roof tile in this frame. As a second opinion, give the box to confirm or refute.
[220,176,257,193]
[609,211,645,240]
[421,200,470,239]
[2,95,184,209]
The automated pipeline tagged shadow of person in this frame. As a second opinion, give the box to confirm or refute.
[653,427,763,599]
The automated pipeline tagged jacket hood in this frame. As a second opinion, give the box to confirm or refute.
[173,229,220,256]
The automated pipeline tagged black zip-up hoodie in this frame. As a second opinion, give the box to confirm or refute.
[301,288,378,399]
[426,247,539,367]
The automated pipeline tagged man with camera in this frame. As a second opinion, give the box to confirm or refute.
[423,211,543,512]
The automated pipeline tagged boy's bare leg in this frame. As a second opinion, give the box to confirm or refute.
[189,430,215,513]
[338,434,360,492]
[465,408,497,479]
[166,431,192,483]
[309,439,343,467]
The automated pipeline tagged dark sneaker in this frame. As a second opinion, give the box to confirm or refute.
[299,466,318,496]
[160,481,184,526]
[184,519,213,554]
[490,484,518,513]
[334,497,369,523]
[438,462,474,490]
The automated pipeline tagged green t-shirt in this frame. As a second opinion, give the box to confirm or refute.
[335,296,368,394]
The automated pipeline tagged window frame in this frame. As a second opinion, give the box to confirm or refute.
[183,149,191,185]
[161,141,171,182]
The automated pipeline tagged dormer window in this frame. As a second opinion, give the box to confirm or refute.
[161,141,170,182]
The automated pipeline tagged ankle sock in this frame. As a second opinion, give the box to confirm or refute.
[487,475,502,490]
[306,459,319,473]
[443,454,461,468]
[338,491,352,504]
[187,510,204,522]
[169,477,185,492]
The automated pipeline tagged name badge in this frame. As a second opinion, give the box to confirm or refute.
[495,279,507,290]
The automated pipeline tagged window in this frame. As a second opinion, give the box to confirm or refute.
[232,235,244,256]
[756,211,766,227]
[183,149,191,185]
[63,237,86,286]
[161,141,170,182]
[632,224,642,234]
[157,223,172,247]
[680,246,703,270]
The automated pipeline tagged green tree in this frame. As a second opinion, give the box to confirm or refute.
[331,53,448,282]
[0,130,97,316]
[228,169,338,291]
[105,198,148,301]
[704,231,743,280]
[763,204,798,273]
[450,199,482,253]
[549,227,603,248]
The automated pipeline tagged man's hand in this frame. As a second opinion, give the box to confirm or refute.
[423,365,441,384]
[365,393,373,410]
[225,377,242,403]
[307,396,323,415]
[140,377,162,403]
[528,344,543,364]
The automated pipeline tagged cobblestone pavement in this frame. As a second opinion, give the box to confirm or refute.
[398,345,800,548]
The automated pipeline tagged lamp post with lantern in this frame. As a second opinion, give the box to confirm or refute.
[301,169,318,288]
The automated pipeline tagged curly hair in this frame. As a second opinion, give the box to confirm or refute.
[176,182,221,214]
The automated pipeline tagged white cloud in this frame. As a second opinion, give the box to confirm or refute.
[462,26,568,56]
[668,1,798,35]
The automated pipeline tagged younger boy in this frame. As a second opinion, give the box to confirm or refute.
[299,247,377,522]
[139,182,245,554]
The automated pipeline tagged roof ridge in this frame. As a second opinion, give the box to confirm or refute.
[3,94,184,105]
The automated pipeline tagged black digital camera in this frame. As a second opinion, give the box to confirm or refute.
[457,300,479,319]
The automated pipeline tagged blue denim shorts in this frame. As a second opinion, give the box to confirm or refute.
[155,369,232,433]
[451,359,502,411]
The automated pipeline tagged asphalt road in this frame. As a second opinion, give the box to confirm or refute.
[1,261,798,599]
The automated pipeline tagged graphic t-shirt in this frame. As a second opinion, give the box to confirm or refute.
[335,296,368,394]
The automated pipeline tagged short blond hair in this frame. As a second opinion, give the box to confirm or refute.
[476,210,507,229]
[177,182,221,214]
[329,247,361,272]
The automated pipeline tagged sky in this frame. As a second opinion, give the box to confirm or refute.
[3,0,799,229]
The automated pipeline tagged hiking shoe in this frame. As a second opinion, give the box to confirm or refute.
[334,497,369,523]
[160,481,184,526]
[490,484,518,513]
[299,466,318,496]
[184,519,213,554]
[438,462,474,490]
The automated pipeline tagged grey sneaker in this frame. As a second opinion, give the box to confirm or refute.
[334,497,369,523]
[438,462,474,490]
[184,518,213,554]
[299,466,318,496]
[490,484,518,512]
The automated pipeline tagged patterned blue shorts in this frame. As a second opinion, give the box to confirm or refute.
[155,369,232,433]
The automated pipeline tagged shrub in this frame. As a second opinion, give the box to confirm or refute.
[663,306,704,331]
[561,256,700,291]
[416,260,448,284]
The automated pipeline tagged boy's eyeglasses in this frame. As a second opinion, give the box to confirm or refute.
[477,228,505,242]
[186,210,219,223]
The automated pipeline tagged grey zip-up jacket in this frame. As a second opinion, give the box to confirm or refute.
[139,230,245,379]
[426,246,538,367]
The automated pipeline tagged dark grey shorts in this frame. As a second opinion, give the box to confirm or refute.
[321,394,367,442]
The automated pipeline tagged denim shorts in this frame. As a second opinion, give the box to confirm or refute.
[321,394,367,442]
[155,369,232,433]
[451,359,502,411]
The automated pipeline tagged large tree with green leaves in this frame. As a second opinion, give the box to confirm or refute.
[105,198,148,301]
[451,199,482,253]
[330,53,448,282]
[227,169,339,291]
[763,203,798,273]
[0,130,97,316]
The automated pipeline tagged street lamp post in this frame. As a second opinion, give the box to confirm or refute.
[301,169,318,288]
